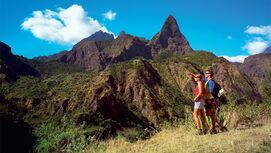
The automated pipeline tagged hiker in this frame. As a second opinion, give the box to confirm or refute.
[203,70,225,134]
[191,74,209,135]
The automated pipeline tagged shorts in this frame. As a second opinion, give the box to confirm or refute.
[194,98,205,109]
[205,99,217,116]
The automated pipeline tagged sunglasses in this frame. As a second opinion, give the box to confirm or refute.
[205,72,210,74]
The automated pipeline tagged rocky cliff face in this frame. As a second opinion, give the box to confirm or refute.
[149,15,193,57]
[34,15,193,71]
[211,61,261,104]
[33,50,69,62]
[239,53,271,85]
[83,59,196,126]
[59,32,152,70]
[238,52,271,97]
[0,41,40,82]
[33,31,114,62]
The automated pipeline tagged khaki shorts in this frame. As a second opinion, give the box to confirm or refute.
[194,98,205,109]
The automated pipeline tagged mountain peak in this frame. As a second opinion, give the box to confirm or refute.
[264,46,271,54]
[149,15,193,56]
[118,31,128,38]
[161,15,179,34]
[0,41,12,58]
[84,30,114,42]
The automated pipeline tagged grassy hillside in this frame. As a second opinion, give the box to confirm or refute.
[83,102,271,153]
[101,120,271,153]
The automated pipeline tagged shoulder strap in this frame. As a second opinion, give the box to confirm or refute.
[205,80,210,87]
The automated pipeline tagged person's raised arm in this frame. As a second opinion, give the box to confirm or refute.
[189,72,196,77]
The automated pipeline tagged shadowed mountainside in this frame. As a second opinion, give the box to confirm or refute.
[0,41,40,82]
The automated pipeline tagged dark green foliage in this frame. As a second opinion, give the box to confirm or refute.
[33,116,105,153]
[154,50,176,62]
[2,73,93,101]
[19,57,85,76]
[181,51,225,67]
[97,35,135,55]
[109,57,145,76]
[263,69,271,101]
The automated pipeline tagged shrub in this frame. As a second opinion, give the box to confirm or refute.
[34,116,103,153]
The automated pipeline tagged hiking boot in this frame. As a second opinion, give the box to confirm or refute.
[203,128,208,135]
[197,129,204,135]
[210,129,217,134]
[219,126,228,132]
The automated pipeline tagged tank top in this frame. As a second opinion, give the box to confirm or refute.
[194,86,203,99]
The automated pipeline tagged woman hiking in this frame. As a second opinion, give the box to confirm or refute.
[191,74,209,135]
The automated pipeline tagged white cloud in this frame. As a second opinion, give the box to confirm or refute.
[242,25,271,55]
[227,36,232,40]
[102,10,117,21]
[21,4,114,45]
[222,55,248,63]
[242,37,269,55]
[245,25,271,39]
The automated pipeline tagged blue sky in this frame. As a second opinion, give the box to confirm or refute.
[0,0,270,62]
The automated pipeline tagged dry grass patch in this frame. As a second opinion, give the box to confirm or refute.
[101,121,271,153]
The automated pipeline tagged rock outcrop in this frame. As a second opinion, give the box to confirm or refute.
[33,50,69,62]
[34,15,193,71]
[149,15,193,57]
[58,32,152,70]
[82,30,114,42]
[211,61,261,104]
[239,53,271,86]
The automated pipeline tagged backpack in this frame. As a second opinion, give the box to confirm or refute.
[203,80,214,100]
[212,81,223,99]
[203,80,224,100]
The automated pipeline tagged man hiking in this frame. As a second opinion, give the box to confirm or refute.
[203,70,227,134]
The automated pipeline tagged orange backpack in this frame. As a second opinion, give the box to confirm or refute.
[203,80,214,100]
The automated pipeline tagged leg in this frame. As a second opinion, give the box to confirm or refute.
[200,109,209,134]
[199,109,208,130]
[211,114,216,130]
[193,108,201,129]
[209,99,217,129]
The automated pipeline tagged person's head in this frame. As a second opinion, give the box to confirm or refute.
[193,74,202,82]
[205,70,213,78]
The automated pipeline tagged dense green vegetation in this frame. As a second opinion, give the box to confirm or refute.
[24,59,85,76]
[1,51,271,153]
[181,51,225,69]
[262,69,271,101]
